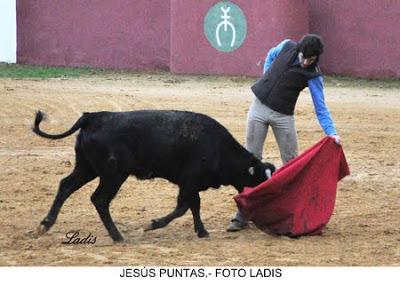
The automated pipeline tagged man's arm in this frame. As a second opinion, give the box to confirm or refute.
[263,39,291,73]
[309,76,338,138]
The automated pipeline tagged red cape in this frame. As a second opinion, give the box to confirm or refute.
[234,136,350,237]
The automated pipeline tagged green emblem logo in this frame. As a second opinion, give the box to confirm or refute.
[204,1,247,53]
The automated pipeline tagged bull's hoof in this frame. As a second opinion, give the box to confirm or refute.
[112,236,124,243]
[35,224,49,237]
[144,219,163,231]
[197,229,209,238]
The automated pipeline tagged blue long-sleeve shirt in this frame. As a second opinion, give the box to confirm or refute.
[263,39,337,135]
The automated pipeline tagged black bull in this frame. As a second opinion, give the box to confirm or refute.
[33,110,275,241]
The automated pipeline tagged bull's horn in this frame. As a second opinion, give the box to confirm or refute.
[265,169,272,179]
[248,166,255,175]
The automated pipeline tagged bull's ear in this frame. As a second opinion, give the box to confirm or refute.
[248,166,255,176]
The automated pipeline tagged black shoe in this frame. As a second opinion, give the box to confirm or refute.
[226,220,248,232]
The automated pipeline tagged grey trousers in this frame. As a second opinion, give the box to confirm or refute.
[245,96,298,163]
[232,96,299,224]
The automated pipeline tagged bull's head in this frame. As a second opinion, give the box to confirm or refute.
[234,160,276,193]
[249,160,276,182]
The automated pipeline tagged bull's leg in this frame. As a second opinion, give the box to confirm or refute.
[144,190,189,231]
[90,174,128,242]
[37,161,96,236]
[188,192,209,238]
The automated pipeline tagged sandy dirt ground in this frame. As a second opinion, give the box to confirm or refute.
[0,72,399,266]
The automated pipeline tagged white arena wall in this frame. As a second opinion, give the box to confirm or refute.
[0,0,17,63]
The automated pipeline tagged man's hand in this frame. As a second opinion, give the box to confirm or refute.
[329,135,341,145]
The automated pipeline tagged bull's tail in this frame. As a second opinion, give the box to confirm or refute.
[32,110,87,140]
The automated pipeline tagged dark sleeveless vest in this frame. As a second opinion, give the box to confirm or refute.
[251,40,322,115]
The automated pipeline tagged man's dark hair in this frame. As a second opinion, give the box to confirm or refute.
[298,34,324,58]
